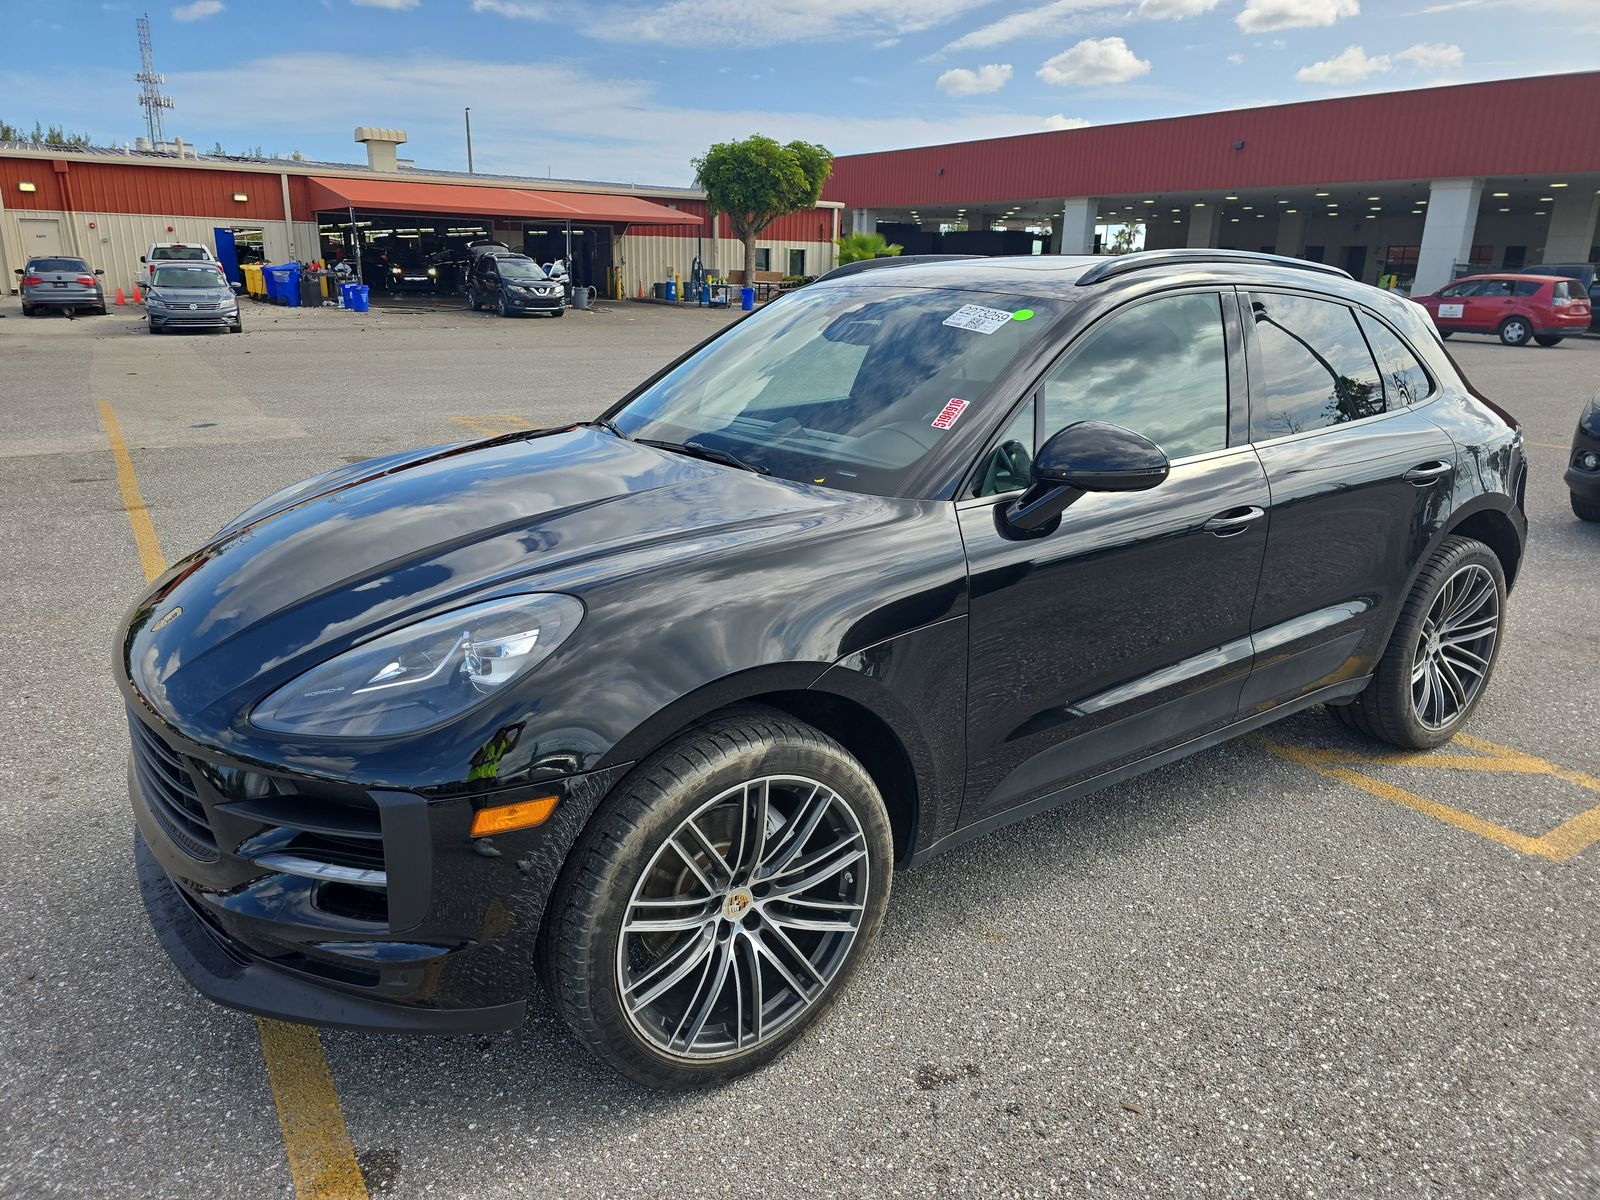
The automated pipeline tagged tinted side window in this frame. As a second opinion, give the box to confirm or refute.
[1512,281,1542,297]
[1249,293,1384,439]
[1479,280,1513,297]
[1040,292,1229,461]
[1357,313,1433,407]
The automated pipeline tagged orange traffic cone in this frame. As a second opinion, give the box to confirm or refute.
[132,283,144,303]
[114,288,126,306]
[637,282,645,299]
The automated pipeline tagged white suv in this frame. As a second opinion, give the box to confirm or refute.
[141,242,216,285]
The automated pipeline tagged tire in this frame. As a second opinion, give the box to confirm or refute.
[541,709,893,1090]
[147,320,159,335]
[496,291,511,318]
[1498,317,1533,346]
[1534,335,1563,347]
[21,304,34,317]
[228,321,242,334]
[549,306,565,318]
[466,286,480,312]
[1573,493,1600,522]
[1438,331,1452,340]
[1331,535,1505,749]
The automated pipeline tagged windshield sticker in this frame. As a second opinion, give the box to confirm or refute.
[931,398,970,430]
[942,304,1014,335]
[1012,308,1035,321]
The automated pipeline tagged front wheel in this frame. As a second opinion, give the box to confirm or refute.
[1534,334,1563,347]
[1573,493,1600,522]
[465,286,480,312]
[496,291,511,318]
[1438,330,1453,340]
[147,320,159,335]
[549,306,565,318]
[1330,536,1505,749]
[542,711,893,1089]
[1499,317,1533,346]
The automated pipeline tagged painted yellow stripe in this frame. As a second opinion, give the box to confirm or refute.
[100,401,369,1200]
[453,414,535,438]
[99,400,168,586]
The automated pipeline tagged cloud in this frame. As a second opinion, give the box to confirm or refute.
[1393,41,1464,70]
[1237,0,1357,33]
[1227,51,1245,63]
[1037,36,1151,85]
[941,0,1209,53]
[172,0,223,19]
[470,0,548,14]
[937,63,1013,95]
[353,0,420,7]
[1043,113,1091,129]
[1296,41,1463,83]
[572,0,992,46]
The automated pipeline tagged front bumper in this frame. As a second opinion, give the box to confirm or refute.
[503,290,564,313]
[149,308,239,329]
[127,709,629,1033]
[1565,417,1600,499]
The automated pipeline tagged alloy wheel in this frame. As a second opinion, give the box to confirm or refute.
[616,775,869,1060]
[1411,562,1499,730]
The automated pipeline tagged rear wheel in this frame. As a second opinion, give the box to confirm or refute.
[1330,536,1505,749]
[542,710,893,1089]
[1573,493,1600,522]
[21,304,34,317]
[1498,317,1533,346]
[1534,334,1563,347]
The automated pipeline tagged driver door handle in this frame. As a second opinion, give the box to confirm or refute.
[1404,461,1453,485]
[1203,505,1265,537]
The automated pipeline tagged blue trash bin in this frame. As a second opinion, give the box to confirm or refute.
[338,281,356,308]
[350,285,370,314]
[665,280,677,303]
[268,266,301,308]
[740,286,755,312]
[262,264,281,304]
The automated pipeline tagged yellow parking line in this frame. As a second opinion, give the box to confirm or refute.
[100,401,369,1200]
[1523,440,1569,450]
[453,414,535,438]
[1255,734,1600,862]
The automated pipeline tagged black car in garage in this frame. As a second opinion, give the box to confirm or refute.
[119,249,1525,1090]
[465,252,565,317]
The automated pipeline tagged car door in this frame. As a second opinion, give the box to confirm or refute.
[1242,290,1455,710]
[1464,278,1512,331]
[958,288,1270,828]
[1431,281,1475,329]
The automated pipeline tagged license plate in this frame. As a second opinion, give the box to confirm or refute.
[1437,303,1465,319]
[53,281,68,288]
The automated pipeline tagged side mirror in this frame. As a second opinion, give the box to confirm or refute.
[12,268,21,276]
[139,255,147,263]
[1005,421,1169,533]
[94,268,104,276]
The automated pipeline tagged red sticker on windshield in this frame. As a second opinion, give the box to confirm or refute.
[932,398,969,430]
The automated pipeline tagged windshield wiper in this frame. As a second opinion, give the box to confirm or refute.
[590,416,630,441]
[639,438,769,475]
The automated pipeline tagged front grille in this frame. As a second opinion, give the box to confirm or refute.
[130,716,217,860]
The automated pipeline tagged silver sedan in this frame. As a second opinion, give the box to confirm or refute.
[17,256,107,316]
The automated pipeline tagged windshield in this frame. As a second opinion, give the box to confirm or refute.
[497,259,544,278]
[29,258,88,273]
[153,265,225,289]
[151,246,209,261]
[614,283,1059,497]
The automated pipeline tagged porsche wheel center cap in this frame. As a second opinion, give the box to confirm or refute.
[723,888,754,921]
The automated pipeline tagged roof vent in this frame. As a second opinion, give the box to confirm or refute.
[354,127,407,173]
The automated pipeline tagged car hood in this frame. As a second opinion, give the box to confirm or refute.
[122,427,850,719]
[148,287,232,303]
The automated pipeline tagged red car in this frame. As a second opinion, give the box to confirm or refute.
[1414,273,1591,346]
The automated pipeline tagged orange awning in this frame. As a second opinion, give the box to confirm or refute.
[306,176,702,226]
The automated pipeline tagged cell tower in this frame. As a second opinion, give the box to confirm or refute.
[135,13,174,146]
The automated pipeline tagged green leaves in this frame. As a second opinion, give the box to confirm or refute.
[693,135,833,240]
[835,232,903,265]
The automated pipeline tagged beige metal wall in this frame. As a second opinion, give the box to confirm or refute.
[2,207,315,293]
[617,234,837,297]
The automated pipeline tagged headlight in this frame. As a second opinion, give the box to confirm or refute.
[391,266,403,275]
[250,594,583,737]
[427,267,438,277]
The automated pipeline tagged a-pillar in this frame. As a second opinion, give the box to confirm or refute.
[1413,179,1484,296]
[1058,198,1098,255]
[1274,208,1305,258]
[1542,189,1600,264]
[1187,205,1220,248]
[849,209,877,237]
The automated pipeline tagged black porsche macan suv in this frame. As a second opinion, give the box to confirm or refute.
[120,250,1526,1089]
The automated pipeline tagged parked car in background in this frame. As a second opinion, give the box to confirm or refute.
[465,252,566,318]
[384,252,441,295]
[1414,273,1591,346]
[1568,393,1600,522]
[144,262,241,334]
[119,250,1525,1089]
[16,255,107,316]
[141,242,217,287]
[1520,263,1600,331]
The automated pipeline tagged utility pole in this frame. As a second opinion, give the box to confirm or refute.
[464,107,473,174]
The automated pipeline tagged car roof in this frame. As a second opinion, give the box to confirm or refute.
[1450,273,1560,283]
[27,254,87,263]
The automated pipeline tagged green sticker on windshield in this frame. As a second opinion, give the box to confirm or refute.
[1012,308,1035,321]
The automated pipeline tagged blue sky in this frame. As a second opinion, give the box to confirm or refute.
[3,0,1595,187]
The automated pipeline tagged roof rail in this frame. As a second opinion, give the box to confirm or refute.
[1075,248,1351,286]
[815,253,983,282]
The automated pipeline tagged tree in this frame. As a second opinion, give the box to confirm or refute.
[835,231,902,264]
[0,117,91,147]
[1107,223,1139,255]
[693,135,832,284]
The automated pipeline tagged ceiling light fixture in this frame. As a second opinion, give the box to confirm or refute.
[1550,182,1568,188]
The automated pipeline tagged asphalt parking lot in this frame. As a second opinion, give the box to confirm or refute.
[0,294,1596,1200]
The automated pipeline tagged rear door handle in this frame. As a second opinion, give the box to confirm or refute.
[1203,505,1265,536]
[1404,461,1453,485]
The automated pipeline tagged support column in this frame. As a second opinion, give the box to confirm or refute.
[1058,197,1097,255]
[849,209,877,237]
[1274,209,1306,258]
[1413,179,1484,296]
[1542,189,1600,264]
[1186,205,1220,248]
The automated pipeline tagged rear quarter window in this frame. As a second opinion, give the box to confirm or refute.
[1249,292,1384,440]
[1512,281,1543,297]
[1358,312,1433,407]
